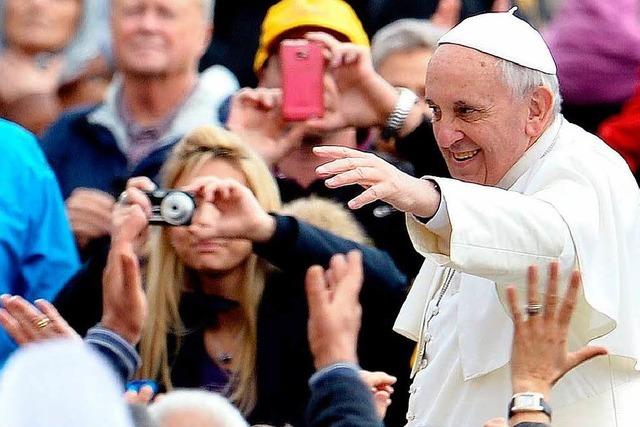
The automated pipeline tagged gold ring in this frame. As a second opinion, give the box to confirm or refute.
[35,317,51,329]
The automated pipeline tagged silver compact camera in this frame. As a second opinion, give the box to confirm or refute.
[146,190,196,226]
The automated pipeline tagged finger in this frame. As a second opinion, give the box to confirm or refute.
[483,418,508,427]
[328,253,348,285]
[543,261,559,320]
[343,250,364,300]
[121,187,153,216]
[313,145,370,161]
[565,346,608,376]
[137,385,155,404]
[123,390,140,405]
[348,184,387,210]
[3,296,46,341]
[362,370,397,387]
[68,188,116,210]
[505,285,523,325]
[126,176,157,192]
[34,299,75,338]
[0,308,29,345]
[305,265,330,318]
[325,167,383,189]
[526,264,539,306]
[558,270,582,328]
[315,157,374,177]
[304,32,342,55]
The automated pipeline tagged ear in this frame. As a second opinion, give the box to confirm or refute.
[525,86,554,138]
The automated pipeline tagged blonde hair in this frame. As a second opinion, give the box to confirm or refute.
[139,125,281,415]
[280,196,371,245]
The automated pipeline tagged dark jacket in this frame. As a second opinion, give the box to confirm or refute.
[39,106,176,201]
[306,367,384,427]
[55,215,413,426]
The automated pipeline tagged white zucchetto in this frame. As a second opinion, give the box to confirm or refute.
[438,7,557,75]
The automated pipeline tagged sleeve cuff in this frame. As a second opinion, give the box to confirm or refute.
[308,362,361,388]
[85,325,141,381]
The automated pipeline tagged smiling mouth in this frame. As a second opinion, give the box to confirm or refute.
[452,149,480,161]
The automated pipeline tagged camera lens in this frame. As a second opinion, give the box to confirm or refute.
[160,192,195,226]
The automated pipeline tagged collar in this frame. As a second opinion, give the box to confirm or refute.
[87,73,221,159]
[496,115,564,190]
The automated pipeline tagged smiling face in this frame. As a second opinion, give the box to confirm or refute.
[4,0,82,54]
[111,0,210,78]
[167,159,253,275]
[425,44,533,185]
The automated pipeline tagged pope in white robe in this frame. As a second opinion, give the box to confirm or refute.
[314,8,640,427]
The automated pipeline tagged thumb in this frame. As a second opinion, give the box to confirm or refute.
[566,346,608,372]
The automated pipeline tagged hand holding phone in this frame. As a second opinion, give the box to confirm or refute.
[279,39,325,121]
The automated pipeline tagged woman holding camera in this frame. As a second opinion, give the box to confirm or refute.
[56,125,410,425]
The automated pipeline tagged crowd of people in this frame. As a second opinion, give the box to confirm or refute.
[1,0,639,426]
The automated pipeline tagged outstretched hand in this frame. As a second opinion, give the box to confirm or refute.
[507,263,608,398]
[314,145,441,216]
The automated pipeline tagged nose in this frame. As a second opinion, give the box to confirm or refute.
[188,202,219,232]
[138,9,162,32]
[433,121,464,149]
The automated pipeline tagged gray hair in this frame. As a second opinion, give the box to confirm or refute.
[148,390,248,427]
[496,58,562,117]
[371,19,446,70]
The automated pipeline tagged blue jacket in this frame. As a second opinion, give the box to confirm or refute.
[0,119,80,367]
[39,106,177,200]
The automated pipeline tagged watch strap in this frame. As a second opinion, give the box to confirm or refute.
[381,87,418,139]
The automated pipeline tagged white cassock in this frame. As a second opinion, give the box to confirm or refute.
[394,116,640,427]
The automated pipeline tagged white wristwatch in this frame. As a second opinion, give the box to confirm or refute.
[508,392,552,419]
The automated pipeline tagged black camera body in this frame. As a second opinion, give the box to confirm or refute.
[146,190,196,226]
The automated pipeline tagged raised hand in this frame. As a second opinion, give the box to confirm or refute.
[181,176,276,243]
[305,251,363,370]
[227,87,307,167]
[101,243,146,345]
[0,295,80,344]
[302,32,400,133]
[506,263,608,398]
[314,145,441,216]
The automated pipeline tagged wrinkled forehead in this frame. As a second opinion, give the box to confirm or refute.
[425,44,506,98]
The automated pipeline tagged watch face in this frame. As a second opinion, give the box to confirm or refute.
[518,395,540,408]
[512,393,544,412]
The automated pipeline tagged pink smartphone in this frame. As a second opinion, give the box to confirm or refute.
[279,39,325,121]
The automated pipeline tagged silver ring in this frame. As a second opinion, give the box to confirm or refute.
[525,303,543,316]
[118,191,129,205]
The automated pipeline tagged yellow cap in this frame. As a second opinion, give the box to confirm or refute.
[253,0,370,73]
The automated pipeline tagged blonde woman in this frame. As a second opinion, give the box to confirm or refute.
[45,125,410,425]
